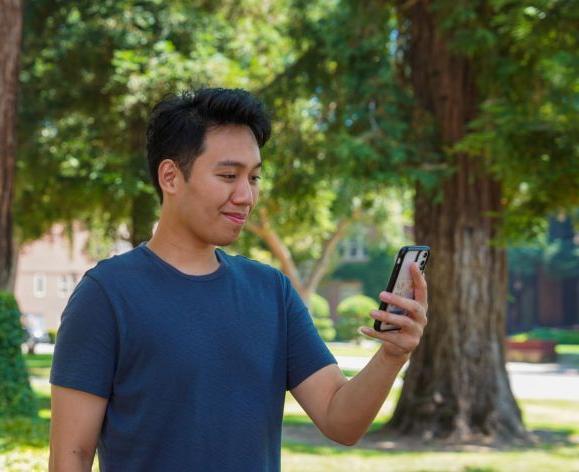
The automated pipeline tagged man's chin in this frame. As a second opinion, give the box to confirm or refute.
[212,234,242,247]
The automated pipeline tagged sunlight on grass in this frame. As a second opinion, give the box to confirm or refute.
[326,341,380,358]
[281,444,579,472]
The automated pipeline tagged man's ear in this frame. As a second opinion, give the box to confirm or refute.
[157,159,180,197]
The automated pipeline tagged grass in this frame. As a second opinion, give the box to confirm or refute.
[3,349,579,472]
[326,341,381,358]
[23,354,53,378]
[280,444,579,472]
[282,392,579,472]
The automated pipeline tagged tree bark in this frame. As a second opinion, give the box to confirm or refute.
[386,0,528,443]
[0,0,23,292]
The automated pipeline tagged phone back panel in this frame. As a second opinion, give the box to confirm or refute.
[376,246,430,332]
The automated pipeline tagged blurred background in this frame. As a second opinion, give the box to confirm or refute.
[1,1,578,471]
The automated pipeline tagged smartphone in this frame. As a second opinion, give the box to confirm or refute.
[374,245,430,332]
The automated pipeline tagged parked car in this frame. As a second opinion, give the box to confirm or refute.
[21,312,50,354]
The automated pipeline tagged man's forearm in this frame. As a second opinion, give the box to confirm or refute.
[325,347,408,445]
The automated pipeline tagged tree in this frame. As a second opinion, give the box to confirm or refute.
[16,0,298,247]
[278,0,579,443]
[0,0,23,292]
[17,0,408,307]
[238,0,414,302]
[386,0,525,442]
[387,0,579,443]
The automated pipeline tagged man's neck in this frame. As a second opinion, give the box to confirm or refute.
[146,221,220,276]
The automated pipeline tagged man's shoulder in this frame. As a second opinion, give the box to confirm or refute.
[222,250,285,281]
[85,245,146,285]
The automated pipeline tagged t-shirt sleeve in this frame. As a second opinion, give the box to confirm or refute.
[282,274,337,391]
[50,274,118,399]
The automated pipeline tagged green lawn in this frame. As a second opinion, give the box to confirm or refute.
[326,341,381,358]
[2,350,578,472]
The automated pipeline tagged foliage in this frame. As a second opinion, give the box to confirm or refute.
[507,245,545,277]
[0,293,38,418]
[445,0,579,242]
[308,293,335,342]
[510,328,579,345]
[47,330,57,344]
[17,0,295,245]
[16,0,411,287]
[335,294,377,342]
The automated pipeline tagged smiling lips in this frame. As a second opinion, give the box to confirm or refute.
[222,212,247,225]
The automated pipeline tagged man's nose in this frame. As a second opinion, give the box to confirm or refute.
[231,178,254,204]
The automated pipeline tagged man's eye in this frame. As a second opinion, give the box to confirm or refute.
[251,175,261,183]
[218,174,236,180]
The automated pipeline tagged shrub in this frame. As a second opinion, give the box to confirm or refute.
[510,328,579,345]
[309,293,336,342]
[336,294,377,342]
[0,292,38,418]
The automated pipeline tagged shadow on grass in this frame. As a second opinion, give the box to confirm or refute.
[282,416,579,455]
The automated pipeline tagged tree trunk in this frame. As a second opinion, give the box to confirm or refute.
[0,0,23,293]
[386,0,528,443]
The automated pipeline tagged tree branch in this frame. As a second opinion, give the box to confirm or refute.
[303,217,353,300]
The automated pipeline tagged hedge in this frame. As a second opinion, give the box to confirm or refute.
[309,293,336,342]
[0,292,38,418]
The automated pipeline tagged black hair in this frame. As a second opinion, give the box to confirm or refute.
[146,87,271,203]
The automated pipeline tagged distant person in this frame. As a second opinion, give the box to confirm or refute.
[48,87,428,471]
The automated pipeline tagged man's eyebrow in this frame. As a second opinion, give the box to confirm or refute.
[214,160,262,169]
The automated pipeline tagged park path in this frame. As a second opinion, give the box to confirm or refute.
[336,355,579,401]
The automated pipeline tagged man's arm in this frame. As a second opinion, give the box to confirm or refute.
[291,263,428,446]
[49,385,108,471]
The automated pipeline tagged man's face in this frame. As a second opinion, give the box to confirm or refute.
[168,125,262,247]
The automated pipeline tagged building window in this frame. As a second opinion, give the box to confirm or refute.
[33,273,47,298]
[339,233,369,263]
[57,274,76,298]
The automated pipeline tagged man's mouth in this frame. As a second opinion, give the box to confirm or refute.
[222,213,247,225]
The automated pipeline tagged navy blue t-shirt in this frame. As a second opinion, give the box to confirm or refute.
[50,243,337,471]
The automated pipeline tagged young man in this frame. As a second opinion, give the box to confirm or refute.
[49,88,428,471]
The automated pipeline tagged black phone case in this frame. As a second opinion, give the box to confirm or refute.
[373,245,430,332]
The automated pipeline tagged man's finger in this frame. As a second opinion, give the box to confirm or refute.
[379,291,424,320]
[370,309,418,333]
[357,327,417,355]
[410,262,428,307]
